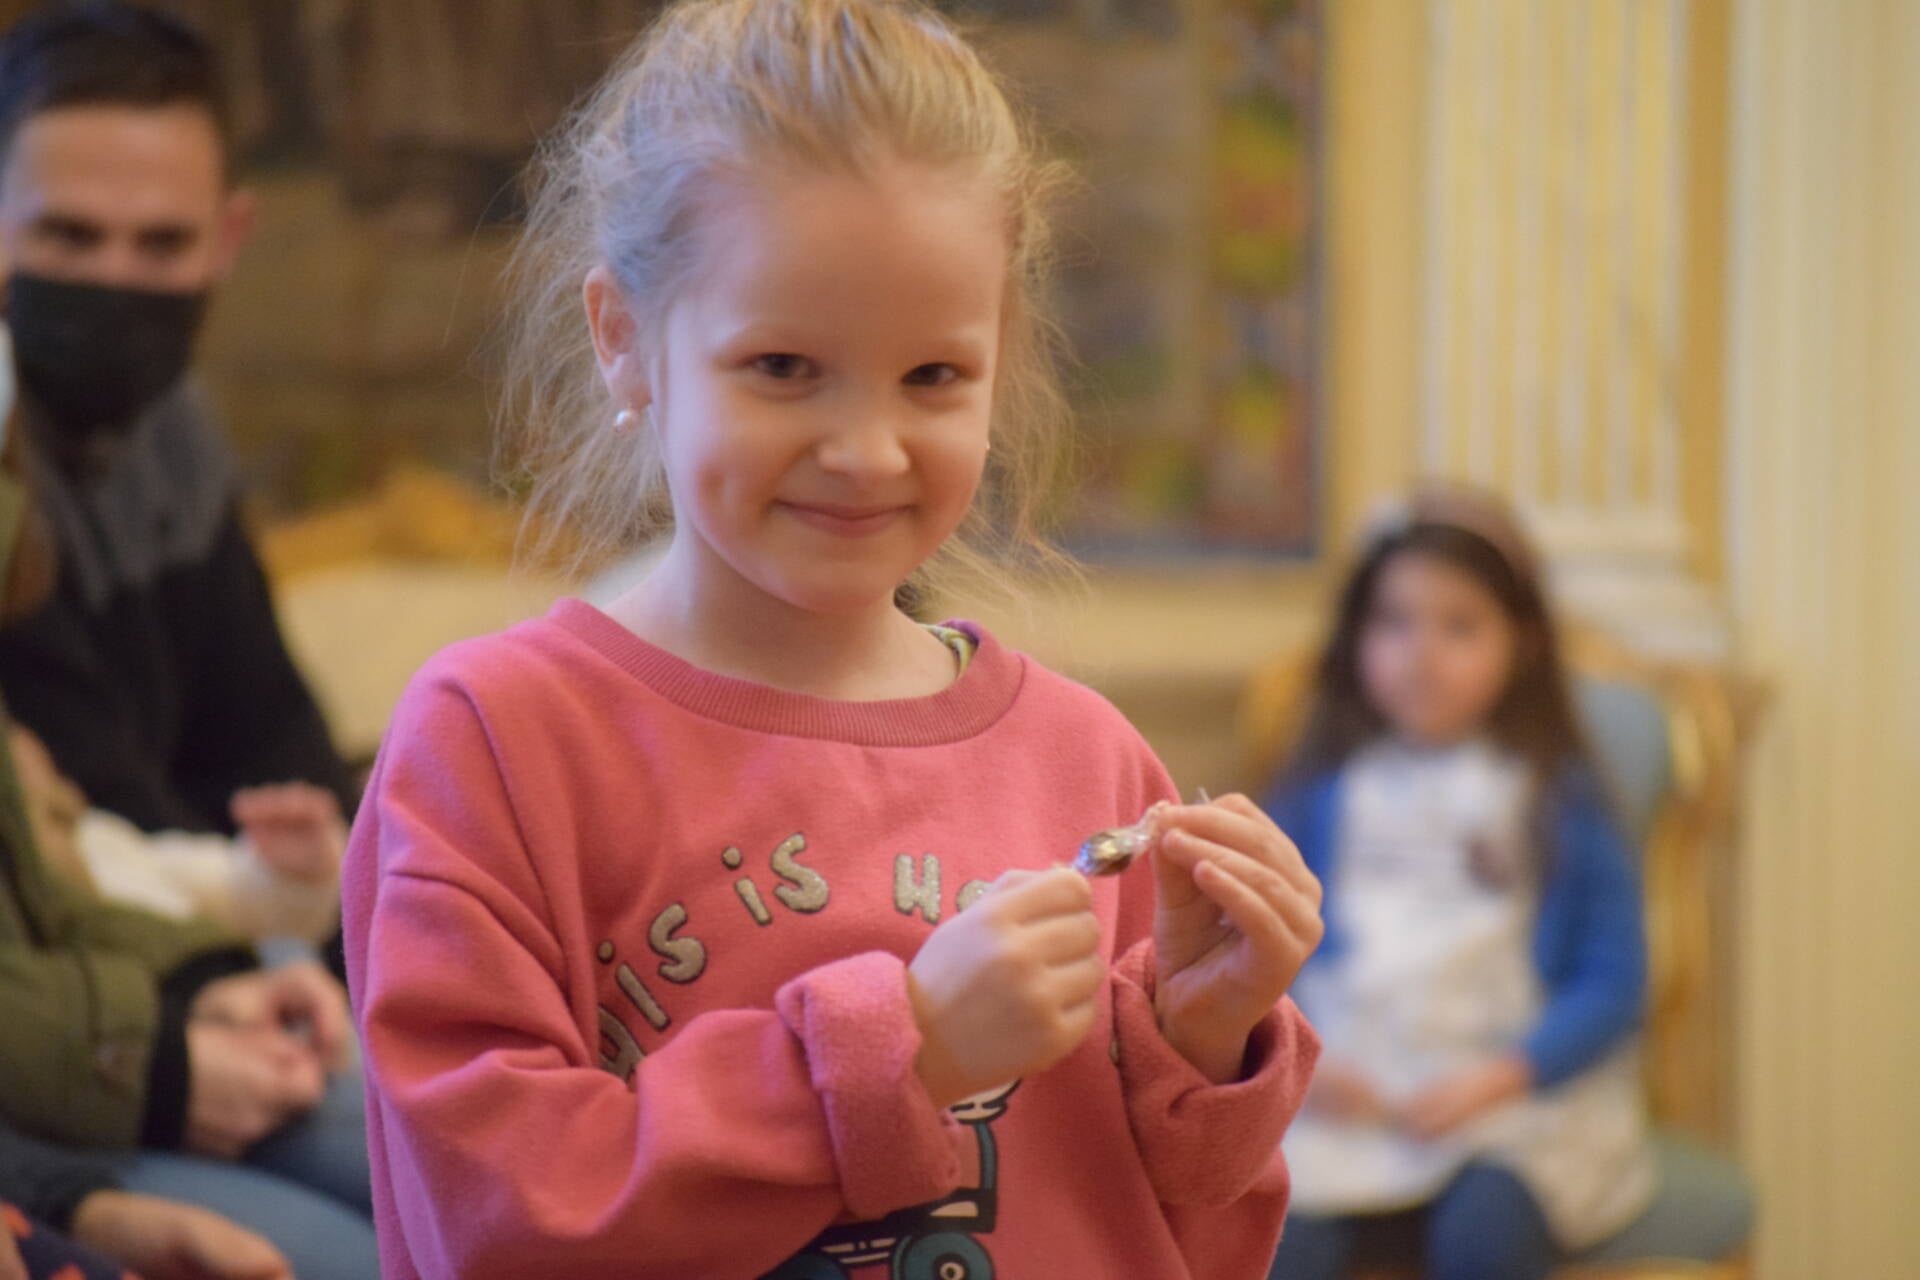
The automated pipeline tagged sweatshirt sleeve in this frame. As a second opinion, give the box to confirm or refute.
[1108,941,1318,1205]
[345,677,970,1279]
[1520,782,1648,1087]
[1102,740,1320,1216]
[1112,940,1320,1278]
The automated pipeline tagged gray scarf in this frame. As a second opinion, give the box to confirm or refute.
[23,382,237,613]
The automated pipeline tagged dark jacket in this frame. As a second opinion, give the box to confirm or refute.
[0,386,353,834]
[0,464,254,1150]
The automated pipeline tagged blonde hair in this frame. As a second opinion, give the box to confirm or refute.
[496,0,1077,596]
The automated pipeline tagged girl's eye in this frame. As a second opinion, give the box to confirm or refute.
[1370,606,1412,635]
[904,363,960,388]
[752,354,817,380]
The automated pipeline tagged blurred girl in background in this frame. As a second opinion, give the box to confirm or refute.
[1264,487,1652,1280]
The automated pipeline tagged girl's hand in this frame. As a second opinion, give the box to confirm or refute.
[907,867,1106,1108]
[1305,1059,1391,1123]
[1150,794,1324,1083]
[1398,1056,1532,1140]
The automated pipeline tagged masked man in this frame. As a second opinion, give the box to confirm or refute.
[0,2,354,838]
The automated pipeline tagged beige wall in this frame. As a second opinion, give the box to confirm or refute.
[1726,2,1920,1276]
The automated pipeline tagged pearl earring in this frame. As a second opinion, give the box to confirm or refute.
[613,408,638,432]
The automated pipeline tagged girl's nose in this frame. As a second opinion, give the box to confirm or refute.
[816,414,911,477]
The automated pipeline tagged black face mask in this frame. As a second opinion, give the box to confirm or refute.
[4,273,208,435]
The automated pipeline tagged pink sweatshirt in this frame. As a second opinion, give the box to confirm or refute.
[343,600,1319,1279]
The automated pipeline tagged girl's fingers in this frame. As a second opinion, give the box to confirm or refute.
[1207,796,1320,904]
[1028,910,1104,965]
[996,865,1094,923]
[1048,952,1108,1006]
[1188,857,1290,954]
[1159,828,1299,919]
[1168,830,1324,951]
[985,867,1042,897]
[1158,796,1321,904]
[1401,1097,1454,1140]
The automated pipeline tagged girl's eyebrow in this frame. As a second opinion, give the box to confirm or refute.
[710,320,816,350]
[712,321,990,359]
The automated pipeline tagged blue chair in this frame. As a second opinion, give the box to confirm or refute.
[1240,631,1757,1278]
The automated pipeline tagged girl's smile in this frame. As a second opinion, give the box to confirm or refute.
[775,500,911,538]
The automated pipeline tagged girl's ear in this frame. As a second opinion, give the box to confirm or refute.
[584,265,652,410]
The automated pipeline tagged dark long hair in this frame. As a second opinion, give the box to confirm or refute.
[1286,487,1605,882]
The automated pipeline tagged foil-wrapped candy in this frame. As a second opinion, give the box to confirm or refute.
[1074,801,1170,877]
[1074,790,1212,877]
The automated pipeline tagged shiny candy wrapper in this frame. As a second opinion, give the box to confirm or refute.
[1074,801,1170,877]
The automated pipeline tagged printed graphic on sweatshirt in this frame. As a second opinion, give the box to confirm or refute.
[590,834,1038,1278]
[761,1081,1017,1280]
[593,837,995,1075]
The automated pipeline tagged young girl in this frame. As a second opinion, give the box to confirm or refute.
[342,2,1322,1277]
[1261,488,1653,1280]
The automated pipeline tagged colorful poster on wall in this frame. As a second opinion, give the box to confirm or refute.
[994,0,1323,559]
[88,0,1321,559]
